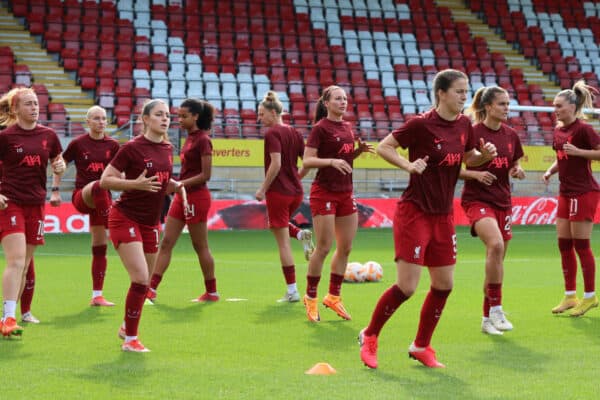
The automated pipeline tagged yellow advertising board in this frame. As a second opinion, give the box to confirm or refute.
[209,139,600,171]
[210,139,403,168]
[211,139,263,167]
[520,146,600,171]
[519,146,555,171]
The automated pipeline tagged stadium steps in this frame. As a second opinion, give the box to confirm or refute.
[435,0,561,102]
[437,0,600,131]
[0,4,92,122]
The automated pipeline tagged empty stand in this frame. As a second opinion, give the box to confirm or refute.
[10,0,594,144]
[470,0,600,143]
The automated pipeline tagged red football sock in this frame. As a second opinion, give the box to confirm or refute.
[150,273,163,290]
[204,278,217,293]
[558,238,577,292]
[306,275,321,298]
[282,265,296,285]
[288,223,301,239]
[92,180,111,216]
[482,295,490,318]
[364,285,409,336]
[124,282,147,337]
[91,245,107,291]
[20,259,35,314]
[414,287,451,348]
[487,283,502,308]
[328,273,345,296]
[574,239,596,293]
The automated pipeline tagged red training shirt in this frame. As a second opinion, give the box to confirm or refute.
[392,110,476,214]
[264,123,304,196]
[552,119,600,196]
[62,134,120,189]
[180,129,212,193]
[0,123,62,205]
[306,118,356,193]
[462,123,524,210]
[109,135,173,225]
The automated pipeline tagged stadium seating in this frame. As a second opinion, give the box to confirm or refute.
[0,45,58,124]
[0,46,15,93]
[145,0,556,140]
[469,0,600,143]
[8,0,600,143]
[6,0,138,125]
[472,1,600,94]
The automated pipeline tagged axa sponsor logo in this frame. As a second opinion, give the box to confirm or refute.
[86,162,105,173]
[339,143,354,154]
[489,157,509,169]
[19,154,42,167]
[557,149,568,160]
[438,153,461,166]
[155,171,170,183]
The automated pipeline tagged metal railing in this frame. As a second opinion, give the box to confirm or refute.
[121,116,556,145]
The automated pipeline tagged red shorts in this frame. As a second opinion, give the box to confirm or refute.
[463,202,513,241]
[309,185,356,217]
[393,201,456,267]
[0,202,45,245]
[168,188,211,224]
[265,191,303,228]
[557,192,599,221]
[72,188,107,227]
[108,206,160,253]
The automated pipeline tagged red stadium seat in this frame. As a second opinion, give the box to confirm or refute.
[79,77,97,90]
[353,87,369,104]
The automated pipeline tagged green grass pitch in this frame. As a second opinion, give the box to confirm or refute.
[1,225,599,399]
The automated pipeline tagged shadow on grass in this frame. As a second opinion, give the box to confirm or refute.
[74,352,150,388]
[567,314,600,343]
[149,302,207,323]
[0,338,30,360]
[360,368,478,400]
[252,297,363,355]
[470,335,550,373]
[303,316,359,352]
[44,306,116,329]
[253,302,303,324]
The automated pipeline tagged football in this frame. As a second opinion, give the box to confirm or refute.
[344,261,366,282]
[363,261,383,282]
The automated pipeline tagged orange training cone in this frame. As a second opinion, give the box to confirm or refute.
[305,362,337,375]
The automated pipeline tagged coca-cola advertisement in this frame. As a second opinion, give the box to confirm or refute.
[42,196,588,233]
[510,197,559,225]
